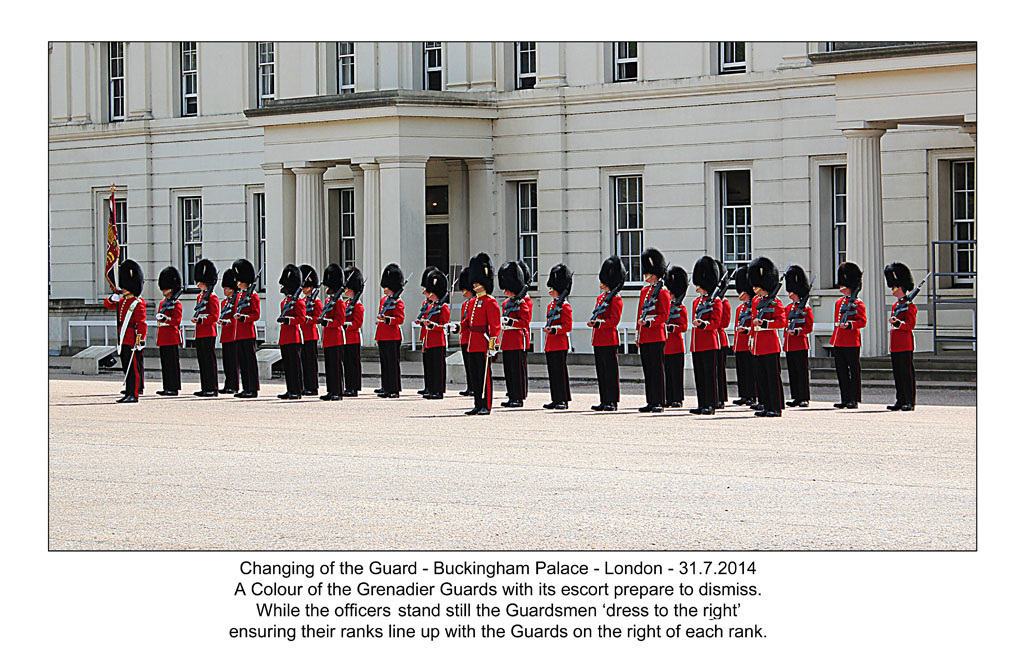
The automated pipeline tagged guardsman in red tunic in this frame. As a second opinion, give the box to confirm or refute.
[543,264,573,410]
[690,256,723,415]
[663,265,689,409]
[748,257,788,417]
[714,259,732,409]
[453,268,475,397]
[299,264,321,396]
[497,261,533,408]
[414,267,439,395]
[155,266,183,396]
[231,258,261,398]
[464,253,501,415]
[277,264,307,400]
[218,269,240,394]
[420,269,451,399]
[589,256,625,411]
[783,265,814,408]
[830,262,867,409]
[191,258,220,397]
[885,262,918,411]
[104,259,148,403]
[731,265,757,407]
[318,263,347,401]
[636,248,670,413]
[375,263,406,398]
[340,266,364,396]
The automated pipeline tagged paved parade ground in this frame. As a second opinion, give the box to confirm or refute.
[48,375,976,551]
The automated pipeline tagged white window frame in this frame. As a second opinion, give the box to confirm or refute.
[256,41,275,108]
[253,191,267,292]
[180,42,198,117]
[718,169,752,272]
[719,42,746,74]
[337,42,355,94]
[424,42,443,90]
[515,42,536,90]
[180,196,203,288]
[111,198,128,265]
[613,174,645,284]
[831,166,848,287]
[340,187,357,269]
[951,159,976,286]
[516,181,538,282]
[108,42,125,121]
[613,42,638,82]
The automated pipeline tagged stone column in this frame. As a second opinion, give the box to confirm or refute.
[356,161,381,344]
[379,156,428,346]
[446,160,469,270]
[262,163,296,345]
[842,128,887,358]
[467,157,500,264]
[292,165,328,272]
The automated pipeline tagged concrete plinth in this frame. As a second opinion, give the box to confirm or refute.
[256,348,282,380]
[70,345,118,375]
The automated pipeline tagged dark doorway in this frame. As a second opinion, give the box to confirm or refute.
[426,223,449,275]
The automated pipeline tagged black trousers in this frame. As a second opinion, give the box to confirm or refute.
[502,349,528,402]
[378,340,401,393]
[281,342,303,395]
[692,349,717,410]
[786,349,810,402]
[715,347,729,405]
[120,344,144,397]
[753,352,784,414]
[342,343,361,392]
[460,343,471,392]
[236,338,259,393]
[221,340,239,391]
[423,346,446,395]
[639,341,666,407]
[594,345,620,405]
[891,351,916,407]
[465,351,492,410]
[546,350,571,403]
[664,352,684,405]
[324,345,344,396]
[159,344,181,392]
[301,340,319,392]
[834,346,862,404]
[195,336,218,392]
[735,350,757,401]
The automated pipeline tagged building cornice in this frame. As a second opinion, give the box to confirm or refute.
[244,90,496,118]
[48,115,255,143]
[808,41,976,64]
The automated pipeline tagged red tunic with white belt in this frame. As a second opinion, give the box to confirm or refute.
[544,300,572,352]
[783,303,814,352]
[233,292,260,340]
[500,295,533,351]
[219,293,237,344]
[321,298,348,348]
[302,296,322,344]
[636,283,670,344]
[749,296,787,356]
[690,296,722,352]
[155,297,182,347]
[717,297,732,350]
[664,300,689,355]
[889,301,917,353]
[420,303,451,349]
[342,300,363,345]
[192,290,219,339]
[829,296,867,348]
[590,293,623,347]
[466,294,501,353]
[104,294,148,345]
[279,297,306,345]
[733,300,751,353]
[375,296,405,342]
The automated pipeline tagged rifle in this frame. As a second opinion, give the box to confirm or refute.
[590,279,624,323]
[191,288,210,321]
[736,302,753,332]
[695,268,734,322]
[892,273,931,321]
[754,278,784,327]
[378,274,412,322]
[838,282,862,328]
[544,274,573,331]
[158,287,185,317]
[278,267,315,324]
[232,263,265,319]
[319,285,346,326]
[787,274,816,333]
[503,271,538,321]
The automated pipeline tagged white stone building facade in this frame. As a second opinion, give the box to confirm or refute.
[48,41,976,356]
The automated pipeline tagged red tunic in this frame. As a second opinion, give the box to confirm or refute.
[466,294,501,353]
[590,293,623,347]
[192,291,219,339]
[375,296,405,342]
[717,297,732,349]
[783,302,814,353]
[278,296,307,345]
[889,301,917,353]
[636,283,670,344]
[420,303,451,350]
[320,298,347,348]
[155,298,183,347]
[750,296,787,356]
[342,301,363,345]
[233,292,260,341]
[302,296,322,343]
[690,296,722,352]
[219,292,237,344]
[733,300,751,353]
[829,296,867,348]
[543,300,572,352]
[500,295,533,351]
[104,294,148,345]
[664,300,689,355]
[459,299,471,346]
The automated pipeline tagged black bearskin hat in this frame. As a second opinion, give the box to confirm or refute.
[468,252,495,294]
[232,258,256,285]
[664,265,689,300]
[747,256,779,292]
[518,260,532,287]
[837,261,862,291]
[599,255,626,289]
[692,255,719,292]
[457,267,472,293]
[785,264,811,297]
[343,266,364,293]
[299,264,319,289]
[194,258,218,286]
[380,263,404,293]
[323,263,344,293]
[120,259,144,296]
[716,259,727,283]
[279,264,302,294]
[733,265,753,297]
[884,262,913,292]
[547,263,573,295]
[221,268,237,291]
[425,269,448,298]
[640,248,668,278]
[158,266,182,293]
[420,266,439,289]
[498,261,527,294]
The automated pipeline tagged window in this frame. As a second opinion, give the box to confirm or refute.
[337,42,355,93]
[257,42,275,107]
[180,197,203,287]
[831,166,848,286]
[107,198,128,264]
[424,42,442,90]
[517,182,538,281]
[340,188,356,269]
[951,160,975,285]
[515,42,536,89]
[180,42,198,116]
[719,170,751,271]
[614,175,644,283]
[253,192,266,292]
[613,42,638,82]
[719,42,746,74]
[108,42,125,121]
[425,185,449,216]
